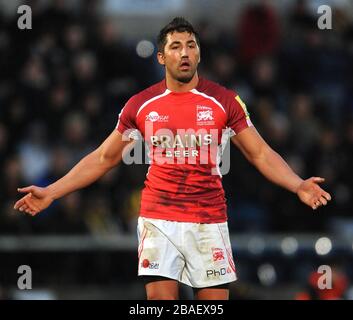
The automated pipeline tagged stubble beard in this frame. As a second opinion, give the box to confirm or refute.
[176,72,195,83]
[169,67,197,84]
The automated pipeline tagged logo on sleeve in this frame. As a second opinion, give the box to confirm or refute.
[196,105,215,126]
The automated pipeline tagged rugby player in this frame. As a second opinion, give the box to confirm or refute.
[14,17,331,300]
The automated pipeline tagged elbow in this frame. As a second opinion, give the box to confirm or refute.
[98,149,118,169]
[250,146,272,167]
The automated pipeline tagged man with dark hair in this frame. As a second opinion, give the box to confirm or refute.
[14,17,331,300]
[157,17,201,56]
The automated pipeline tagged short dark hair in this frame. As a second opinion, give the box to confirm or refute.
[157,17,200,53]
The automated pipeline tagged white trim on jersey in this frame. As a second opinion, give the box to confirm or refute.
[214,127,233,177]
[115,108,124,130]
[190,89,226,114]
[136,89,171,117]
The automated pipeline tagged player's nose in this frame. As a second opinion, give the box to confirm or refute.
[180,46,189,58]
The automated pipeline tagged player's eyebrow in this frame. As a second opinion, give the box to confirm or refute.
[169,40,197,46]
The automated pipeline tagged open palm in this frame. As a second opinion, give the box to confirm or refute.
[14,186,54,216]
[296,177,332,210]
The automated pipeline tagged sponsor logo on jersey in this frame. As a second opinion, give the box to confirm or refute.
[122,126,232,174]
[150,133,212,148]
[146,111,169,122]
[150,133,213,159]
[196,105,215,125]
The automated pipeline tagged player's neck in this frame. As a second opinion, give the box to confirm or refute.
[165,73,199,93]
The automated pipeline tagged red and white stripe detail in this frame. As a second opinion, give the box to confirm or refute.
[218,224,236,273]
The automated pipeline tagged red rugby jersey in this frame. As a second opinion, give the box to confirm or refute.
[116,77,252,223]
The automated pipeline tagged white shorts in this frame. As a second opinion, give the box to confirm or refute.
[137,217,237,288]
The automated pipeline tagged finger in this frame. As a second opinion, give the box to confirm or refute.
[312,199,321,210]
[23,197,40,212]
[15,194,33,209]
[19,204,28,212]
[14,199,25,210]
[319,196,327,206]
[17,186,34,194]
[312,177,325,184]
[312,200,318,210]
[26,209,36,215]
[322,192,332,201]
[27,207,39,216]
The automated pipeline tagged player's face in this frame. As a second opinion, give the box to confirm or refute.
[158,31,200,83]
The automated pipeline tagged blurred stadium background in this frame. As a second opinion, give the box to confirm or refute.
[0,0,353,300]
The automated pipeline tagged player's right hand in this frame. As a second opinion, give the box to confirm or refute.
[13,186,54,216]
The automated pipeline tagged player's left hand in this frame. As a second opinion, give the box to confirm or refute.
[296,177,332,210]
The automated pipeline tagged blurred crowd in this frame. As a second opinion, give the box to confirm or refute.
[1,0,353,236]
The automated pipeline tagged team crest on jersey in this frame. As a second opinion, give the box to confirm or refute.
[196,105,215,125]
[212,247,225,262]
[146,111,169,122]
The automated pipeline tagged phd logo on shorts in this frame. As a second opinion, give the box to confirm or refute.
[141,259,159,270]
[206,267,232,278]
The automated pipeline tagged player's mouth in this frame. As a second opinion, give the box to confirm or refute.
[179,61,191,70]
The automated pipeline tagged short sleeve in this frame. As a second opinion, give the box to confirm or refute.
[226,92,253,135]
[116,98,139,139]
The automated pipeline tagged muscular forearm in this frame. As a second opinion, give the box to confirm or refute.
[46,149,116,200]
[14,131,132,216]
[251,147,303,194]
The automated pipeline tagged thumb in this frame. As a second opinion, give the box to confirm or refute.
[312,177,325,184]
[17,186,35,194]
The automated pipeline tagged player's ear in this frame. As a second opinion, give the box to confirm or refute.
[157,51,165,66]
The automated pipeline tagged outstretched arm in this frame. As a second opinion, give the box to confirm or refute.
[231,126,331,210]
[14,130,134,216]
